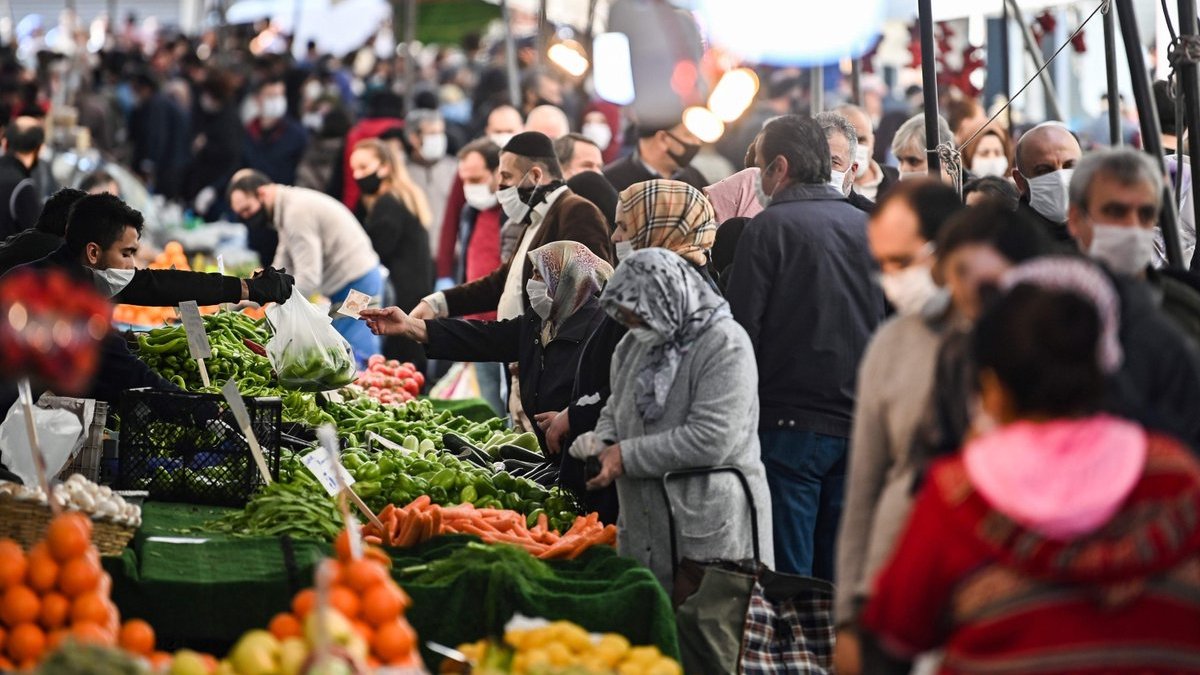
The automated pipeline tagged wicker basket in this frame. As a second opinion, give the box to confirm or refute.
[0,493,136,557]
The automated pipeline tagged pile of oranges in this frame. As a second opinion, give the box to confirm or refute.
[111,242,220,327]
[267,531,421,669]
[0,513,165,670]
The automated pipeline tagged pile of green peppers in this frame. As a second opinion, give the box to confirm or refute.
[135,312,275,394]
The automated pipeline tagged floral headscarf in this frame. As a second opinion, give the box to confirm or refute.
[617,180,717,266]
[527,241,613,339]
[600,248,731,422]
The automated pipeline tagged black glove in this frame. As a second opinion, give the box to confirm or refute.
[245,267,294,304]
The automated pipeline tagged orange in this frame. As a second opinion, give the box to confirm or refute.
[45,629,67,651]
[38,593,69,630]
[46,513,92,563]
[58,558,100,598]
[26,546,58,594]
[361,584,402,627]
[70,593,111,626]
[333,531,353,563]
[7,623,45,664]
[0,624,6,651]
[371,618,415,664]
[342,559,388,594]
[268,613,302,641]
[351,619,373,644]
[0,541,26,590]
[0,657,11,671]
[70,621,113,647]
[118,619,155,656]
[329,586,360,619]
[291,589,316,619]
[148,651,172,670]
[0,586,40,626]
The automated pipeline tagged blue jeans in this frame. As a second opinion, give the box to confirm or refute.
[759,429,847,580]
[330,267,383,368]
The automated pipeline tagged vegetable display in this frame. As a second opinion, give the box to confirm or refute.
[135,312,275,395]
[350,356,424,405]
[0,475,141,527]
[273,346,357,392]
[449,621,682,675]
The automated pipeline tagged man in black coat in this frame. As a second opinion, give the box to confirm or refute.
[0,187,82,276]
[1013,122,1082,246]
[602,119,708,192]
[0,116,44,240]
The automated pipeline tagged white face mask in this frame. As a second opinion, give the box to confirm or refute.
[92,267,136,298]
[301,112,324,131]
[525,278,553,320]
[421,133,448,161]
[899,170,926,182]
[489,133,515,149]
[1026,168,1074,224]
[260,96,287,121]
[614,240,634,261]
[303,81,323,103]
[630,326,665,346]
[1089,224,1157,276]
[463,182,497,211]
[971,156,1009,178]
[830,168,848,194]
[581,122,613,150]
[496,170,533,224]
[754,159,780,207]
[879,265,938,316]
[854,145,871,178]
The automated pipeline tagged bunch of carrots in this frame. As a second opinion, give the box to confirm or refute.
[363,497,616,560]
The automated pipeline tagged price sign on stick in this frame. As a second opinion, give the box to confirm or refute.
[220,380,273,484]
[216,255,231,313]
[300,445,357,496]
[316,425,384,548]
[17,378,59,515]
[179,300,213,387]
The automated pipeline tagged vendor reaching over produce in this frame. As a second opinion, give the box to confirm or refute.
[361,241,612,459]
[228,168,384,366]
[583,248,774,589]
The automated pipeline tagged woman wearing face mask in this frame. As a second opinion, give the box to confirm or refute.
[360,241,611,456]
[349,139,434,369]
[533,180,720,523]
[961,126,1014,180]
[577,248,774,589]
[863,262,1200,674]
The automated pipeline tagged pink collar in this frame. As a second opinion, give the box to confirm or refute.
[963,415,1147,541]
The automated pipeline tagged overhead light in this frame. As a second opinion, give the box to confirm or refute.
[593,32,636,105]
[694,0,885,65]
[548,39,589,78]
[707,68,759,122]
[683,106,725,143]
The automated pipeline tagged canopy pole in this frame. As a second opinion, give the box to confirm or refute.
[403,0,417,113]
[1114,0,1183,268]
[500,0,521,107]
[1176,0,1200,269]
[1103,2,1121,145]
[1001,0,1013,132]
[850,57,862,106]
[810,65,824,114]
[918,0,942,176]
[1005,0,1064,121]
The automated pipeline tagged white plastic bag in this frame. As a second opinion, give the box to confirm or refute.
[265,288,357,391]
[0,397,87,486]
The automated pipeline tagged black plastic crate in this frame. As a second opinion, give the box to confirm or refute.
[115,388,282,507]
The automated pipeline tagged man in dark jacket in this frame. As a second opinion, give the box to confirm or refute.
[602,120,708,192]
[129,74,189,199]
[0,187,81,276]
[0,116,44,240]
[727,114,886,580]
[1013,122,1081,246]
[817,111,875,214]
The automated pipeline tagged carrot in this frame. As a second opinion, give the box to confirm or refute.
[363,535,383,545]
[379,504,397,521]
[409,495,432,511]
[430,508,443,536]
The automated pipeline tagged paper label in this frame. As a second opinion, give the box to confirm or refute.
[179,301,212,359]
[336,289,371,318]
[220,380,273,483]
[216,255,225,276]
[305,435,356,496]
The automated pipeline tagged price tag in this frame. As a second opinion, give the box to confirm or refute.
[179,301,212,360]
[316,425,366,559]
[221,380,273,483]
[336,289,371,319]
[216,255,225,275]
[300,444,357,497]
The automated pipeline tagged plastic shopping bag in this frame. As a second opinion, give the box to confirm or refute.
[266,288,358,391]
[0,395,89,485]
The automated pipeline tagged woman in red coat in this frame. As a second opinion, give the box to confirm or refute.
[863,257,1200,674]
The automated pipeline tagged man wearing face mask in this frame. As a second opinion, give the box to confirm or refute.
[890,113,955,185]
[435,139,504,316]
[836,104,898,203]
[242,79,308,187]
[1012,122,1082,246]
[1067,148,1200,350]
[602,120,709,193]
[816,112,875,214]
[403,109,457,258]
[726,114,886,580]
[0,116,44,240]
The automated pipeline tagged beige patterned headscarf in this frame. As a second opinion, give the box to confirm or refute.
[617,179,717,266]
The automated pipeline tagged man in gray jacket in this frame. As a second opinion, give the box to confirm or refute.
[727,114,886,580]
[228,169,383,364]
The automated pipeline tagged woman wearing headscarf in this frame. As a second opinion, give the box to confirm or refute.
[580,248,774,589]
[863,258,1200,673]
[534,180,720,522]
[361,241,611,454]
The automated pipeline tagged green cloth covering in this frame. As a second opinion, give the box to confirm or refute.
[105,503,679,668]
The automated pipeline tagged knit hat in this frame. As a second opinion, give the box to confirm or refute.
[503,131,556,158]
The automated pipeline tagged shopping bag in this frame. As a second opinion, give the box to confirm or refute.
[0,394,93,485]
[265,288,357,391]
[664,467,835,675]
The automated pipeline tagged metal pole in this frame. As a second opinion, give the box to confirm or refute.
[535,0,547,68]
[918,0,942,176]
[1103,3,1121,145]
[1114,0,1183,268]
[1177,0,1200,270]
[403,0,417,113]
[1005,0,1064,121]
[500,0,521,107]
[850,57,862,106]
[1000,0,1012,132]
[585,0,599,41]
[811,65,824,114]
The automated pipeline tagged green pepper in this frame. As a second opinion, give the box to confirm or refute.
[459,485,478,503]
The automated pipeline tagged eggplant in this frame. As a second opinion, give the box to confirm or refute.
[497,444,546,463]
